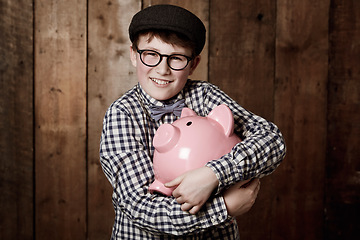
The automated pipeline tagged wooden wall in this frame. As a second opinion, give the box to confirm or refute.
[0,1,34,239]
[0,0,359,239]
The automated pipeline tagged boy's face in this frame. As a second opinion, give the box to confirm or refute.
[130,34,200,101]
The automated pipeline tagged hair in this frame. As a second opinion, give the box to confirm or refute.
[131,30,197,57]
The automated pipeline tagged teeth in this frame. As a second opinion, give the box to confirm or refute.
[151,78,170,85]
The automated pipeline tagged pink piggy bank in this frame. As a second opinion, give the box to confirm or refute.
[149,104,241,196]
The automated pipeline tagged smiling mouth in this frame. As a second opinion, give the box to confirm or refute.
[151,78,172,85]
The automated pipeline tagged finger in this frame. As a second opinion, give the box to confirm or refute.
[189,205,201,215]
[176,196,186,204]
[172,190,181,198]
[181,202,193,212]
[254,180,261,195]
[165,175,183,188]
[249,180,260,205]
[171,184,185,198]
[235,179,252,188]
[244,178,259,190]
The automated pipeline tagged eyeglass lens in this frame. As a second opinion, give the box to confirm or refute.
[139,50,191,70]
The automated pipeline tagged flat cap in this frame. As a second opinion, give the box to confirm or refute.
[129,4,206,55]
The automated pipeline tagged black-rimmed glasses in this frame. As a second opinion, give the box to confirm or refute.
[137,49,193,71]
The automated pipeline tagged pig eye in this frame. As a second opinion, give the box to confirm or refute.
[186,121,192,126]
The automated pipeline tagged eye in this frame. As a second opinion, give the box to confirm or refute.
[186,121,192,126]
[169,55,184,61]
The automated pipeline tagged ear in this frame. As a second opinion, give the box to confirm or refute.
[180,108,197,118]
[189,55,201,75]
[129,45,137,67]
[207,104,234,137]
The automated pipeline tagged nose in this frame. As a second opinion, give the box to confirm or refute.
[153,124,180,153]
[155,57,171,75]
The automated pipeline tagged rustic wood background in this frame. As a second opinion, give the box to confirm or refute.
[1,0,359,239]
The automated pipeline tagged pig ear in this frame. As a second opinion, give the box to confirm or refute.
[180,108,197,118]
[208,104,234,137]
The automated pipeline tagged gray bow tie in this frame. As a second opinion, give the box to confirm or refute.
[149,99,186,121]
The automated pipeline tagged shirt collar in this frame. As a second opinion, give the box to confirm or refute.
[137,83,185,107]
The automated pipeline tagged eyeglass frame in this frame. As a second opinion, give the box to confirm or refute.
[136,49,193,71]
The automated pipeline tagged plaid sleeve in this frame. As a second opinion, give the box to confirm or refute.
[100,103,230,236]
[201,83,286,194]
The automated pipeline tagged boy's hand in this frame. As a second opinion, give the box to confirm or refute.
[165,167,219,215]
[223,179,260,217]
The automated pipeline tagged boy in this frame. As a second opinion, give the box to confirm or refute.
[100,4,286,239]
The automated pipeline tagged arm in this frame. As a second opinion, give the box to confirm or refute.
[204,83,286,193]
[166,81,285,212]
[100,105,230,236]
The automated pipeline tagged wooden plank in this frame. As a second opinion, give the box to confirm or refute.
[325,0,360,239]
[273,0,330,239]
[0,0,34,239]
[142,0,209,82]
[209,0,275,120]
[209,1,276,239]
[34,0,87,239]
[87,0,140,239]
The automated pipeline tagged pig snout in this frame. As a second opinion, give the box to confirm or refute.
[153,124,180,153]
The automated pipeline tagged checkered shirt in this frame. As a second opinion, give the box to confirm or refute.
[100,80,286,239]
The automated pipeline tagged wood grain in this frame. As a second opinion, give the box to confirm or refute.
[34,0,87,239]
[0,0,34,239]
[209,0,276,121]
[87,0,140,239]
[325,0,360,239]
[273,0,330,239]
